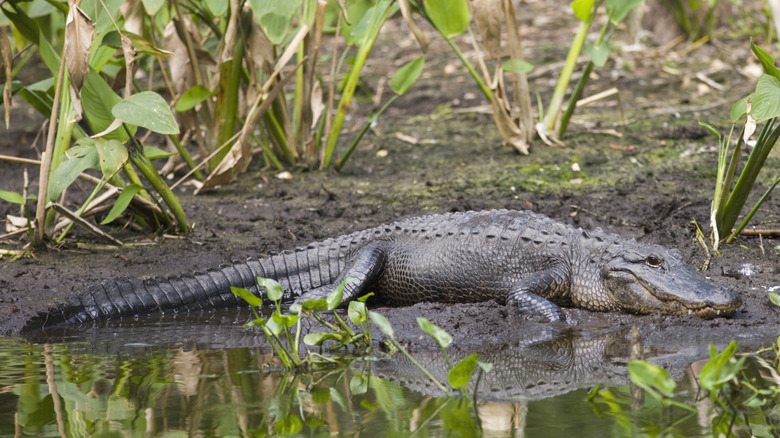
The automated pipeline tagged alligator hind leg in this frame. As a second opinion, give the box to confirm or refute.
[507,270,570,322]
[295,242,387,306]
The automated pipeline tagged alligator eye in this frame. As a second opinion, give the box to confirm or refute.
[645,255,663,267]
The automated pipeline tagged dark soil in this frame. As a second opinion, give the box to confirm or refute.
[1,7,779,358]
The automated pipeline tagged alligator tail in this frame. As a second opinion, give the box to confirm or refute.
[24,254,313,330]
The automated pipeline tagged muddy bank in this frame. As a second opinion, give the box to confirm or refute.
[1,11,780,353]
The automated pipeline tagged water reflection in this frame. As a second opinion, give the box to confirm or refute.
[0,318,773,437]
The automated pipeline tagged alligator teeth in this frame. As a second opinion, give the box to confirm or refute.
[688,309,692,315]
[717,310,721,315]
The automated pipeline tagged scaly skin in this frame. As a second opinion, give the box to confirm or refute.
[24,210,742,330]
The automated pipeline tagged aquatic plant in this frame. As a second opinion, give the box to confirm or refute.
[699,41,780,250]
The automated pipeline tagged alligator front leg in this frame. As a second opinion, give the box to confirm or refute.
[507,270,570,322]
[295,241,388,305]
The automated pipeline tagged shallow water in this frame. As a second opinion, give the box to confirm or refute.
[1,310,776,437]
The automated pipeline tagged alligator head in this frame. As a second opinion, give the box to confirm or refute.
[572,241,742,318]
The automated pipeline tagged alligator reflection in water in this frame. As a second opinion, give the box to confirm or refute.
[0,327,715,437]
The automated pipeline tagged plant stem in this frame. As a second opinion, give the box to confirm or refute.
[125,126,190,233]
[543,3,600,133]
[334,95,397,171]
[322,0,394,167]
[558,61,594,138]
[443,36,492,102]
[33,46,67,249]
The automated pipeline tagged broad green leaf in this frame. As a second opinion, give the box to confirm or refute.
[94,138,128,178]
[750,75,780,122]
[263,315,284,336]
[230,286,264,308]
[18,86,53,118]
[274,415,302,435]
[585,41,610,67]
[101,184,142,225]
[48,141,99,201]
[258,277,285,301]
[248,0,301,45]
[79,0,124,35]
[350,373,369,395]
[361,399,377,410]
[4,5,39,45]
[336,0,375,44]
[770,292,780,308]
[123,32,173,57]
[38,30,61,77]
[417,317,452,349]
[142,0,165,15]
[606,0,643,24]
[302,298,328,312]
[175,84,214,112]
[502,59,535,74]
[369,311,394,338]
[627,360,676,399]
[730,95,750,122]
[348,301,367,324]
[448,353,479,389]
[478,361,493,373]
[112,91,179,135]
[423,0,470,38]
[698,341,744,392]
[82,70,133,141]
[571,0,597,22]
[303,332,347,346]
[751,40,780,81]
[204,0,228,16]
[391,56,425,95]
[143,146,176,159]
[311,387,330,403]
[272,310,298,328]
[0,190,24,205]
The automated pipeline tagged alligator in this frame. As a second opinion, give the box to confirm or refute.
[24,209,741,329]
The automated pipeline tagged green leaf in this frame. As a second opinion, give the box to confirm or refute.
[82,70,133,142]
[311,387,330,403]
[357,292,374,303]
[448,353,479,389]
[502,59,535,74]
[585,41,610,67]
[770,292,780,308]
[0,190,24,205]
[204,0,228,16]
[230,286,264,308]
[142,0,165,15]
[417,317,452,350]
[350,373,369,395]
[390,56,425,95]
[175,84,214,112]
[48,140,100,201]
[248,0,301,45]
[113,92,179,135]
[258,277,285,302]
[697,341,744,392]
[360,399,377,411]
[302,298,328,312]
[369,311,394,338]
[730,95,750,122]
[570,0,597,22]
[143,146,176,159]
[274,415,302,435]
[697,120,721,140]
[478,361,493,373]
[94,138,128,178]
[100,184,142,225]
[750,75,780,122]
[304,332,336,346]
[628,360,676,399]
[4,5,39,45]
[327,278,355,310]
[606,0,643,24]
[423,0,470,38]
[272,310,299,328]
[751,40,780,81]
[348,301,367,324]
[37,30,60,77]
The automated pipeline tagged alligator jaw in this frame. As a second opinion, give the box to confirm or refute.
[614,267,742,318]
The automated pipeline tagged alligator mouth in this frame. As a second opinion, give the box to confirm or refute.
[662,301,739,319]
